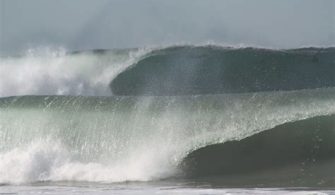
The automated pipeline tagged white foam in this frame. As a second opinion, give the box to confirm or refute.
[1,88,335,184]
[0,139,68,184]
[0,47,150,97]
[0,138,176,184]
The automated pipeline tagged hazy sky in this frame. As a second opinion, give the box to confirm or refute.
[0,0,334,55]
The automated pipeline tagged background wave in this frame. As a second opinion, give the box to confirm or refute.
[1,45,335,98]
[111,46,335,95]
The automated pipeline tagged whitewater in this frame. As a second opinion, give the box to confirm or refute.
[0,47,150,97]
[1,45,335,194]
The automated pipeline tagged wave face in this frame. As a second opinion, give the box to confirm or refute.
[182,115,335,187]
[0,47,149,97]
[110,46,335,95]
[1,88,335,186]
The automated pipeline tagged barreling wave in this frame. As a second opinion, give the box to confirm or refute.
[1,45,335,97]
[2,44,335,187]
[110,46,335,95]
[1,87,335,186]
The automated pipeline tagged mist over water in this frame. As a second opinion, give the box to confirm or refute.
[0,47,150,97]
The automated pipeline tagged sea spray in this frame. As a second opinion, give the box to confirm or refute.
[0,47,150,97]
[1,88,335,184]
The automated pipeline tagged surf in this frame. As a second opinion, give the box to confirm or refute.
[1,45,335,187]
[0,47,150,97]
[1,45,335,97]
[1,87,335,185]
[110,46,335,95]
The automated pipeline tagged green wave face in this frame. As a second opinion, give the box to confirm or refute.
[1,88,335,185]
[111,46,335,95]
[182,114,335,187]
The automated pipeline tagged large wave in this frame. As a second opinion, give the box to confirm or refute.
[1,88,335,186]
[111,46,335,95]
[2,45,335,187]
[182,114,335,187]
[2,45,335,97]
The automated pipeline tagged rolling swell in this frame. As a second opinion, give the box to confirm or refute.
[182,114,335,187]
[110,46,335,95]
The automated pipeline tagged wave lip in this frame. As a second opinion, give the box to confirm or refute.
[110,46,335,95]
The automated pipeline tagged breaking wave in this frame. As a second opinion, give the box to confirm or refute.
[1,45,335,187]
[111,46,335,95]
[1,88,335,186]
[0,47,150,97]
[1,45,335,97]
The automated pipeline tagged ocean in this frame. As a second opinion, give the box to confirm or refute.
[1,45,335,194]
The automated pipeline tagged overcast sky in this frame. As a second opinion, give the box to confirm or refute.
[0,0,334,55]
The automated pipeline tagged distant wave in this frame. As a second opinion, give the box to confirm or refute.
[110,46,335,95]
[1,45,335,97]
